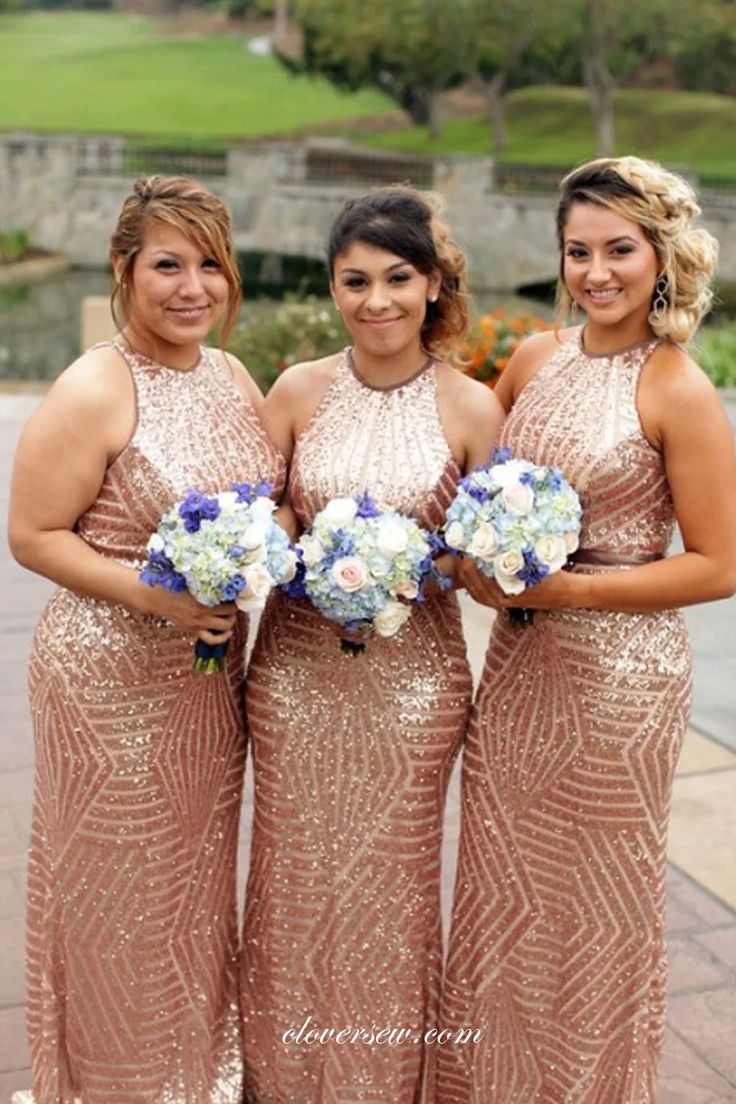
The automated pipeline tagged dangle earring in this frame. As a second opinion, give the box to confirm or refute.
[651,274,669,320]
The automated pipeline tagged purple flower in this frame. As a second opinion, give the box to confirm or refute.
[222,574,246,601]
[491,446,512,464]
[515,548,550,587]
[179,490,220,533]
[355,492,382,519]
[282,560,307,599]
[233,480,274,504]
[141,549,187,594]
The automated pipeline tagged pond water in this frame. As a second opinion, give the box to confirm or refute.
[0,266,554,385]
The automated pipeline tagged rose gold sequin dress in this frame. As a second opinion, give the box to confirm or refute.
[24,342,283,1104]
[241,350,473,1103]
[439,333,691,1103]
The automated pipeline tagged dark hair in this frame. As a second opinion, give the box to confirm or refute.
[109,175,241,346]
[328,185,469,359]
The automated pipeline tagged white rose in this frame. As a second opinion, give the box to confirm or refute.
[488,459,529,488]
[534,534,568,573]
[501,481,535,516]
[241,522,268,551]
[322,497,358,528]
[249,496,277,523]
[564,530,580,554]
[395,579,419,600]
[235,563,274,611]
[445,521,467,550]
[376,519,409,557]
[468,522,499,562]
[147,533,165,553]
[374,600,412,638]
[493,548,524,578]
[217,491,239,510]
[494,569,527,597]
[331,556,369,592]
[298,534,325,568]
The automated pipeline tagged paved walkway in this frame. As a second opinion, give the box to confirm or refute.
[0,393,734,1102]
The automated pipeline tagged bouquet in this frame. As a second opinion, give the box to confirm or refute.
[443,448,581,624]
[288,492,442,654]
[141,482,297,673]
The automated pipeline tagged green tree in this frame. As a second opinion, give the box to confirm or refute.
[290,0,467,137]
[463,0,564,157]
[563,0,688,155]
[672,1,736,96]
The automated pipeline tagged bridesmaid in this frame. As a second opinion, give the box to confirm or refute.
[240,186,503,1102]
[9,176,283,1103]
[440,157,736,1102]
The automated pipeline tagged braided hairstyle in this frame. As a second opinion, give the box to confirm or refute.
[328,185,470,361]
[556,157,718,344]
[109,175,242,344]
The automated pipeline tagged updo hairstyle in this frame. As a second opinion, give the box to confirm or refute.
[109,175,242,344]
[556,156,718,344]
[328,185,470,360]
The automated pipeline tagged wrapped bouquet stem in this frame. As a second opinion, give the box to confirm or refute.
[141,482,297,672]
[443,447,582,625]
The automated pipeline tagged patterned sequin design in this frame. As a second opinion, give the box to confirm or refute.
[439,332,692,1103]
[241,351,473,1103]
[25,342,284,1104]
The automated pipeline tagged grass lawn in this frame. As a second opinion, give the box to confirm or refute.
[353,86,736,179]
[0,11,392,139]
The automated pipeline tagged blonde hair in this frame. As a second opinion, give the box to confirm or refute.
[109,175,241,345]
[555,156,718,344]
[327,185,470,361]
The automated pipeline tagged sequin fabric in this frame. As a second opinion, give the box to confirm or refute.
[241,350,473,1103]
[24,341,284,1104]
[439,331,692,1103]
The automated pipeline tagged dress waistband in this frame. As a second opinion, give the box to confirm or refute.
[572,549,664,567]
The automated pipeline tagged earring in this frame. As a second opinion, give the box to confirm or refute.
[651,275,669,320]
[428,295,438,304]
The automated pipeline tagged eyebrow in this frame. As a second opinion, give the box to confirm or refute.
[565,236,639,246]
[338,261,412,275]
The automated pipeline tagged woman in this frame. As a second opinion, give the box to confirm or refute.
[9,175,283,1103]
[439,157,736,1103]
[239,186,503,1103]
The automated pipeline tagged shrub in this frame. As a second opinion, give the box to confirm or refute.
[226,296,346,393]
[696,324,736,389]
[460,307,552,388]
[0,229,30,265]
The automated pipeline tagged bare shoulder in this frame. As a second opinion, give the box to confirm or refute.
[265,351,342,406]
[436,361,504,420]
[642,341,720,407]
[212,348,264,407]
[639,340,727,447]
[41,342,133,416]
[494,327,572,409]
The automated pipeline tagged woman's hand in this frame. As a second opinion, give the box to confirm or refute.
[142,586,237,644]
[459,557,588,611]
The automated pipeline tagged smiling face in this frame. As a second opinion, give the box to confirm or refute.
[331,241,440,369]
[562,202,660,342]
[118,220,230,367]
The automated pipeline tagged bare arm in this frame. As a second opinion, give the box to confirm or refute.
[9,349,237,643]
[461,348,736,612]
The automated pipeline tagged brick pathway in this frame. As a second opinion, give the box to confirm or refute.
[1,394,734,1102]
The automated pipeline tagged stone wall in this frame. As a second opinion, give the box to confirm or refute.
[2,133,734,291]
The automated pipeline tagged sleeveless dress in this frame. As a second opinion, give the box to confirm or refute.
[439,333,691,1104]
[22,342,284,1104]
[240,350,473,1104]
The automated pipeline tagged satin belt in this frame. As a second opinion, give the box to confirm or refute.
[572,549,664,567]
